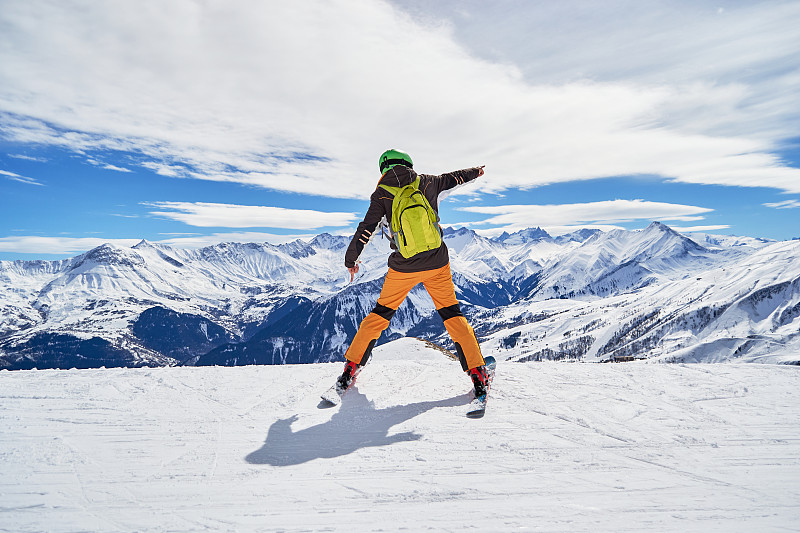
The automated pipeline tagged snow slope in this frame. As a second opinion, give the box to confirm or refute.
[1,338,798,532]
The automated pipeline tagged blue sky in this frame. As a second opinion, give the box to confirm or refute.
[1,0,799,260]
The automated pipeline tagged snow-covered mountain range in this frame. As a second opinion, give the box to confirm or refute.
[1,222,798,370]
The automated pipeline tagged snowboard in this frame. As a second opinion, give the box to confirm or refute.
[319,365,363,406]
[320,356,496,416]
[466,356,496,418]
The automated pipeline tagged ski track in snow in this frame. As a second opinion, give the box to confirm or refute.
[1,340,799,532]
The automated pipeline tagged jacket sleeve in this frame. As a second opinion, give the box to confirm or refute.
[344,190,386,268]
[422,167,483,198]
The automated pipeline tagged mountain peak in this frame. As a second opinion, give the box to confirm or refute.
[627,221,707,258]
[278,239,317,259]
[645,221,677,234]
[310,233,348,250]
[497,227,552,245]
[555,228,601,244]
[74,243,145,268]
[442,226,476,237]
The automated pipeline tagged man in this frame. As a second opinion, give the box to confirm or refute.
[336,148,489,398]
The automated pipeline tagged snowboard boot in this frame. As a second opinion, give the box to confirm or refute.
[468,365,489,398]
[336,360,361,392]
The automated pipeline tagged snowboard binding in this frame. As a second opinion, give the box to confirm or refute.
[468,365,490,398]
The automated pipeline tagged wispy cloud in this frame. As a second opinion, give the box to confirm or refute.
[435,1,800,139]
[0,235,139,254]
[145,201,358,229]
[86,158,132,173]
[1,0,799,199]
[460,199,714,232]
[8,153,47,162]
[667,224,731,233]
[0,169,43,186]
[764,199,800,209]
[0,232,314,255]
[140,161,185,178]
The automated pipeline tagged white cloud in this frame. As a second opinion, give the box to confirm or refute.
[140,161,185,177]
[145,201,358,229]
[0,232,316,255]
[419,0,800,139]
[667,224,731,233]
[1,0,799,199]
[460,199,714,229]
[764,199,800,209]
[103,164,131,172]
[0,169,42,186]
[0,235,139,254]
[86,158,132,173]
[8,154,47,162]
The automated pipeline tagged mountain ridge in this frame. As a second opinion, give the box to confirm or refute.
[1,224,797,370]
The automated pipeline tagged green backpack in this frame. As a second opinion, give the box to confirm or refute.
[379,178,443,258]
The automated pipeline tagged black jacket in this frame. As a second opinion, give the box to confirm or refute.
[345,165,482,273]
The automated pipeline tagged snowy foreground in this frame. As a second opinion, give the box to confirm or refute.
[2,339,799,532]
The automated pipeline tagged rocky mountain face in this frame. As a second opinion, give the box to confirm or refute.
[1,222,798,370]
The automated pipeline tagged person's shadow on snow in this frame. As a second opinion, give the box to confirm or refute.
[245,388,468,466]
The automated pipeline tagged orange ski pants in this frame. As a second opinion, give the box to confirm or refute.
[344,263,485,371]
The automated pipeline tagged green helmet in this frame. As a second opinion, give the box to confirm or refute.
[379,149,413,174]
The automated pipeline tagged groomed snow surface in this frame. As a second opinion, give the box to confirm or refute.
[2,338,799,532]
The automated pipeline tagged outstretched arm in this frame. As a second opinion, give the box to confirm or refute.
[423,165,484,198]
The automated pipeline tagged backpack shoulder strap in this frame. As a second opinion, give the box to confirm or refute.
[379,178,419,196]
[378,183,399,195]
